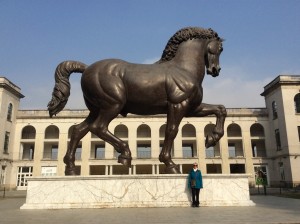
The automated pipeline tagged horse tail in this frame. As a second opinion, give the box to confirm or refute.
[47,61,87,117]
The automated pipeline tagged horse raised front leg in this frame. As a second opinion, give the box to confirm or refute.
[189,103,227,148]
[159,102,187,174]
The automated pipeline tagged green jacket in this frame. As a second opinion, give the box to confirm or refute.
[188,169,203,189]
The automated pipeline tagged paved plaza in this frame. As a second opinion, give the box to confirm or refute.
[0,192,300,224]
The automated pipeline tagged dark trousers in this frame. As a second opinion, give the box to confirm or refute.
[191,188,200,206]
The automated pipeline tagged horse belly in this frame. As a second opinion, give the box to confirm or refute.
[123,101,168,115]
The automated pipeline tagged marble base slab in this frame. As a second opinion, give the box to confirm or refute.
[21,174,255,209]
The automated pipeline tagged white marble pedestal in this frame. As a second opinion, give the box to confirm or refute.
[20,174,255,209]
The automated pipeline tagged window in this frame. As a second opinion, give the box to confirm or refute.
[17,166,33,188]
[45,125,59,139]
[228,143,236,157]
[75,146,82,160]
[137,144,151,158]
[272,101,278,119]
[250,123,265,137]
[206,164,222,174]
[51,146,58,160]
[43,144,58,160]
[294,93,300,113]
[275,129,281,150]
[22,145,34,160]
[22,126,36,139]
[279,162,285,181]
[90,165,106,175]
[4,132,10,154]
[136,164,152,174]
[94,145,105,159]
[230,164,245,174]
[182,144,194,158]
[7,103,13,121]
[205,146,215,158]
[227,123,242,137]
[41,166,57,176]
[250,123,266,157]
[252,143,257,157]
[298,126,300,141]
[114,125,128,138]
[112,165,129,175]
[137,125,151,138]
[182,124,196,137]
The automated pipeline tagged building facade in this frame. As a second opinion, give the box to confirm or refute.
[0,77,24,189]
[1,75,300,190]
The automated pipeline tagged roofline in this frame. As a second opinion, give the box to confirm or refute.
[261,75,300,96]
[17,108,268,119]
[0,77,25,98]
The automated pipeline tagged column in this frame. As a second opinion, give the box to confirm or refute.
[109,165,113,175]
[105,165,109,175]
[242,125,254,175]
[57,132,68,176]
[32,130,44,176]
[132,165,136,175]
[220,135,230,174]
[80,134,90,176]
[152,164,155,174]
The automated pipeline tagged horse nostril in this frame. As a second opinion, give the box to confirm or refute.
[212,67,220,74]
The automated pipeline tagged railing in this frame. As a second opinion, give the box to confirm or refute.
[0,186,5,198]
[279,181,300,194]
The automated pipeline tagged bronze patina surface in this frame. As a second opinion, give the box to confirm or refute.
[48,27,226,175]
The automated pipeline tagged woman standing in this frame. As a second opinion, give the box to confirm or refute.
[188,162,203,207]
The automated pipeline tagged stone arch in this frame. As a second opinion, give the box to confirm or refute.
[227,123,242,137]
[182,124,196,137]
[21,125,36,139]
[250,123,265,137]
[137,124,151,138]
[45,125,59,139]
[114,124,128,138]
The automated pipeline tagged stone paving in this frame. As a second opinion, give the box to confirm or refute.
[0,192,300,224]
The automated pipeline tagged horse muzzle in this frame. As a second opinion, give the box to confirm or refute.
[207,66,221,77]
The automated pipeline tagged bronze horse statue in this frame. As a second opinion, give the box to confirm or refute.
[48,27,226,175]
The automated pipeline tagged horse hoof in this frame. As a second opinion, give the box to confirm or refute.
[65,167,76,176]
[118,155,132,167]
[205,135,216,148]
[165,164,181,174]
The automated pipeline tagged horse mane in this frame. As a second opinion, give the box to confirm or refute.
[157,27,221,64]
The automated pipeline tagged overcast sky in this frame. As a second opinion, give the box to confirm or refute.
[1,0,300,110]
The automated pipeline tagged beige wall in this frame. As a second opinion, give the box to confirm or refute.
[0,77,24,189]
[2,75,300,190]
[8,108,271,189]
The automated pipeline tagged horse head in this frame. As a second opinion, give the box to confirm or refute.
[205,39,223,77]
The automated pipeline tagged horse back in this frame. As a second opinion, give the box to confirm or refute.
[81,59,200,114]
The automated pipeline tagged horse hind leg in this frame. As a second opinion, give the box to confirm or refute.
[89,109,132,167]
[64,115,92,175]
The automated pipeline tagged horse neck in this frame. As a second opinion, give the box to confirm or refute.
[172,39,207,81]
